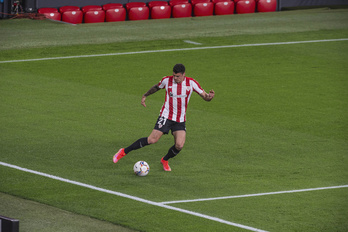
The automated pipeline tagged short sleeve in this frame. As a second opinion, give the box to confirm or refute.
[158,76,168,89]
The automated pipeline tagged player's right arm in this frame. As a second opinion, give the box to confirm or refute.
[141,84,161,107]
[199,89,215,101]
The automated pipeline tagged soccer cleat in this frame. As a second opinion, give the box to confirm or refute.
[113,148,126,163]
[161,157,171,171]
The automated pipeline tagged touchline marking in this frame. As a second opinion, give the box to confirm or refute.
[0,38,347,64]
[0,161,267,232]
[160,185,348,205]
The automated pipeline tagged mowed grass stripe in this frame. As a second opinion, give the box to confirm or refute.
[0,38,347,64]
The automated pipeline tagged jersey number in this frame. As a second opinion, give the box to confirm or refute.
[157,116,167,128]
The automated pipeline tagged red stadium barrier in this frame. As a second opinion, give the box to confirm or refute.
[193,2,214,17]
[214,1,234,15]
[84,10,105,23]
[59,6,80,13]
[61,10,83,24]
[128,6,150,20]
[256,0,277,12]
[151,5,171,19]
[191,0,210,5]
[169,0,189,7]
[148,1,169,9]
[81,5,102,13]
[235,0,255,14]
[172,3,192,18]
[126,2,147,11]
[103,3,124,11]
[105,8,126,22]
[38,8,58,13]
[54,0,267,24]
[38,8,61,20]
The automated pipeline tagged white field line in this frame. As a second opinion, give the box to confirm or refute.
[160,185,348,205]
[0,38,347,64]
[0,161,268,232]
[183,40,203,45]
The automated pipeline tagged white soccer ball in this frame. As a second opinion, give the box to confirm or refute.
[133,161,150,176]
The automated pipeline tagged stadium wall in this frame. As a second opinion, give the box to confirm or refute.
[278,0,348,10]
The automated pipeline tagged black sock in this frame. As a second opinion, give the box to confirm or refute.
[124,137,149,154]
[163,145,181,161]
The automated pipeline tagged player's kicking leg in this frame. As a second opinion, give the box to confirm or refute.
[113,131,162,164]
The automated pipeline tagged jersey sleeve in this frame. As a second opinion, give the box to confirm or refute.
[191,78,204,94]
[158,76,169,89]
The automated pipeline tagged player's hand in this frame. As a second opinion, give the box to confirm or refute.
[209,89,215,100]
[205,89,215,101]
[141,95,147,107]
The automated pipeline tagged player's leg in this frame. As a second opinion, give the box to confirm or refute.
[161,130,186,171]
[147,129,164,144]
[113,116,167,164]
[123,129,163,155]
[173,130,186,151]
[165,130,186,159]
[113,130,163,164]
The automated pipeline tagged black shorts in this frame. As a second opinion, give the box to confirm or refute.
[154,116,186,134]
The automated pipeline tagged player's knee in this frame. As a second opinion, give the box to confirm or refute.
[175,143,184,151]
[147,137,159,144]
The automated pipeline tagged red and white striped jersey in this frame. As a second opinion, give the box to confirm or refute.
[158,76,204,122]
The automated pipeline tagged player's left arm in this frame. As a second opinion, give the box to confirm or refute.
[199,89,215,101]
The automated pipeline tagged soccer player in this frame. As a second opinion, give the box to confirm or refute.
[113,64,215,171]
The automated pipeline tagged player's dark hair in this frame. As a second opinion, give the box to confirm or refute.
[173,64,185,74]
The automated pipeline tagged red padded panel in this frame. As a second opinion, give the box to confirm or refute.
[84,10,105,23]
[148,1,168,9]
[59,6,80,13]
[212,0,231,3]
[42,12,61,20]
[126,2,147,11]
[172,3,192,18]
[128,7,150,20]
[256,0,276,12]
[193,2,213,16]
[105,8,126,21]
[82,5,103,13]
[38,8,58,13]
[151,5,171,19]
[191,0,210,5]
[214,1,234,15]
[103,3,124,11]
[169,0,189,7]
[235,0,255,14]
[61,10,83,24]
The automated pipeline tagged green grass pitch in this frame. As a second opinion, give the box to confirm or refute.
[1,8,348,232]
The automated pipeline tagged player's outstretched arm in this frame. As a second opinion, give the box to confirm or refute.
[200,89,215,101]
[141,84,161,107]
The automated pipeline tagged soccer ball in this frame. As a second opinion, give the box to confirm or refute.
[133,161,150,176]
